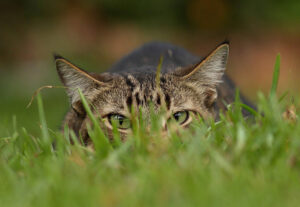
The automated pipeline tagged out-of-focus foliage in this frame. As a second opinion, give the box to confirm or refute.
[1,0,300,27]
[0,0,300,117]
[1,0,300,63]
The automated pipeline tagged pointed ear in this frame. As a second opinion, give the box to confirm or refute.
[173,43,229,86]
[54,55,109,106]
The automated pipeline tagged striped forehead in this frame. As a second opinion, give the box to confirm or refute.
[123,74,169,108]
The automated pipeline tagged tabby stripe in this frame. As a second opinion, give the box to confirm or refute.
[164,93,171,110]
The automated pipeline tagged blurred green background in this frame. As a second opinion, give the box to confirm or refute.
[1,0,300,135]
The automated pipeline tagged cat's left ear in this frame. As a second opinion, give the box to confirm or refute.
[172,42,229,108]
[173,42,229,86]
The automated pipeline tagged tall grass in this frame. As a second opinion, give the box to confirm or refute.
[0,55,299,207]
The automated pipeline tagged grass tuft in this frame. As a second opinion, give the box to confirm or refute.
[0,56,300,207]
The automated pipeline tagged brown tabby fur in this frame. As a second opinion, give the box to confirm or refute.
[55,42,252,145]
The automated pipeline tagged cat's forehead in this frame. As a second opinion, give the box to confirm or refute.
[92,72,171,112]
[90,70,209,119]
[122,71,157,85]
[120,72,164,105]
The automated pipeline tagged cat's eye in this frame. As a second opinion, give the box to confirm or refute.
[173,111,189,125]
[108,114,131,129]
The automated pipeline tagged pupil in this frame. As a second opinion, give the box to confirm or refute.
[109,114,130,129]
[174,112,181,121]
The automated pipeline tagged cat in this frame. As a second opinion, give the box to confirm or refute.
[55,41,253,144]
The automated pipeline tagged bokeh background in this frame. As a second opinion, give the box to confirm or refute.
[1,0,300,134]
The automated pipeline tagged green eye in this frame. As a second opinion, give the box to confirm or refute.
[108,114,131,129]
[173,111,189,125]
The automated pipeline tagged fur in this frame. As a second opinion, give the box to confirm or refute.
[55,42,252,144]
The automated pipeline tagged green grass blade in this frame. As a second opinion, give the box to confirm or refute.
[78,89,112,156]
[279,91,289,103]
[240,103,258,117]
[37,93,50,144]
[270,54,281,97]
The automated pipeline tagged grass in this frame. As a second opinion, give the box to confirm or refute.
[0,55,300,207]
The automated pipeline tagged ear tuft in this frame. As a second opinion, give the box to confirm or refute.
[204,88,218,109]
[53,53,64,61]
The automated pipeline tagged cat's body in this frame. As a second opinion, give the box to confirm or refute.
[55,42,252,144]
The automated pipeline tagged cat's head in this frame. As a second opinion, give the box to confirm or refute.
[55,43,229,141]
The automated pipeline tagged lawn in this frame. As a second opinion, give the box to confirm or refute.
[0,56,300,207]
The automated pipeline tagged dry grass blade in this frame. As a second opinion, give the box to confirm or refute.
[282,104,297,123]
[26,85,67,108]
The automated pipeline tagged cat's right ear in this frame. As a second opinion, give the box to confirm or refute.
[54,55,110,114]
